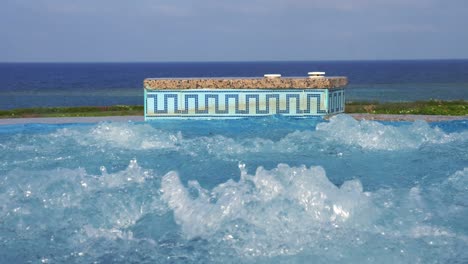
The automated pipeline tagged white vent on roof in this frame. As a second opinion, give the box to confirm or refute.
[264,74,281,79]
[308,72,325,78]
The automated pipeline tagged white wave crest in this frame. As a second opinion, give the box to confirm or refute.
[40,117,467,159]
[52,123,182,150]
[316,114,466,150]
[161,163,375,256]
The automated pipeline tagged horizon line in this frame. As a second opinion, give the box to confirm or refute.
[1,58,468,64]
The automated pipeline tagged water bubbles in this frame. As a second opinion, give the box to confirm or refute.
[316,114,467,150]
[80,180,88,188]
[0,117,466,263]
[128,158,138,169]
[332,204,350,220]
[160,164,375,256]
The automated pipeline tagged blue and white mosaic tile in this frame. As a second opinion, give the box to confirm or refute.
[145,89,345,119]
[328,89,345,114]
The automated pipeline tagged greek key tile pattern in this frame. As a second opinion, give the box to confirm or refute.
[329,89,345,114]
[145,89,344,119]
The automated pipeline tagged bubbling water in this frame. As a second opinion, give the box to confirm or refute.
[0,116,466,263]
[317,115,467,150]
[2,159,466,263]
[161,163,376,257]
[160,164,468,262]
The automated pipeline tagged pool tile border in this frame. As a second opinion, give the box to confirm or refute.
[144,88,345,119]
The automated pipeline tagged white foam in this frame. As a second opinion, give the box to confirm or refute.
[53,123,182,150]
[0,159,166,233]
[1,160,467,262]
[316,114,467,150]
[38,117,466,160]
[161,163,375,256]
[1,117,467,262]
[159,165,468,258]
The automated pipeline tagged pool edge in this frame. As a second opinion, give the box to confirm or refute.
[0,114,466,125]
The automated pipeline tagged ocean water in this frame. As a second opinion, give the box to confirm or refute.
[0,115,467,263]
[1,60,468,109]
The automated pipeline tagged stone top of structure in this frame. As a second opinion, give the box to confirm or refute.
[144,76,347,90]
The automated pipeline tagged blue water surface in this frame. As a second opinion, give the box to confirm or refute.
[1,60,468,109]
[0,115,467,263]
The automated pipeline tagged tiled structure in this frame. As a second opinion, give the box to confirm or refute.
[144,77,347,119]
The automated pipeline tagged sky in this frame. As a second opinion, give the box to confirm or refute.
[0,0,467,62]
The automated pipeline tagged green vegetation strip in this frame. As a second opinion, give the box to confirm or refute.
[0,100,466,118]
[345,100,467,116]
[0,105,144,118]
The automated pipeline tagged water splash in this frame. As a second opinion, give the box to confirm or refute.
[0,159,166,241]
[1,161,467,262]
[316,114,467,150]
[161,164,375,256]
[161,164,468,261]
[0,116,466,263]
[53,122,183,150]
[29,117,464,162]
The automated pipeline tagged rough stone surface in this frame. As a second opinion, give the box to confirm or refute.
[144,77,348,90]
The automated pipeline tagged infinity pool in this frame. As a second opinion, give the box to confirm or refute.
[0,115,467,263]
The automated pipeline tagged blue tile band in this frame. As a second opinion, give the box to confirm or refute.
[145,89,344,119]
[329,89,345,114]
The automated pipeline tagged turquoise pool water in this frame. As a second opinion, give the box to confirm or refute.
[0,115,467,263]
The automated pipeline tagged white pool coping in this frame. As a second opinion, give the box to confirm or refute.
[0,114,466,125]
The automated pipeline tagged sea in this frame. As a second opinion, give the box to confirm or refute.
[0,60,467,110]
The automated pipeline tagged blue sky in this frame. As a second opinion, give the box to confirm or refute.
[1,0,467,62]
